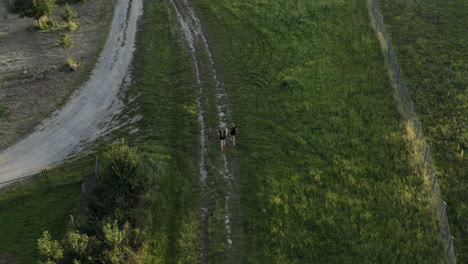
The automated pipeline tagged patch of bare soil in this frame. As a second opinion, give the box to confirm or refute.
[0,0,114,150]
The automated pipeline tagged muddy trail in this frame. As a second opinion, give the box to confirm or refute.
[0,0,143,187]
[169,0,242,262]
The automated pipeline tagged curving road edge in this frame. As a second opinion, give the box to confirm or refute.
[0,0,143,187]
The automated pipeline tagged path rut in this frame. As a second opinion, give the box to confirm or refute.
[169,0,238,262]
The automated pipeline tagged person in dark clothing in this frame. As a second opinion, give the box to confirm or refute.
[219,127,227,150]
[229,123,236,146]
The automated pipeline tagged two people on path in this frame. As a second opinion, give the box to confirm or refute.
[219,123,236,150]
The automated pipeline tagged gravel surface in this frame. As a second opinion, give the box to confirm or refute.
[0,0,143,186]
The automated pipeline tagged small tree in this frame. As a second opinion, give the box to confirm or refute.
[37,231,63,263]
[17,0,57,24]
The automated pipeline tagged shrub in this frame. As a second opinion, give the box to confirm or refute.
[61,3,76,22]
[65,56,78,71]
[66,21,78,31]
[59,32,73,48]
[37,231,63,262]
[36,17,57,30]
[15,0,57,24]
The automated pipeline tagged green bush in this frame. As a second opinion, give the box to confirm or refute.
[36,17,57,30]
[66,21,78,31]
[61,3,76,22]
[14,0,57,24]
[59,32,73,48]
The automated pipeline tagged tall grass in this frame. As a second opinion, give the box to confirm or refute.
[193,0,444,262]
[378,1,468,261]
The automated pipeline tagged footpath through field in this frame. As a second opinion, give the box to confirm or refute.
[0,0,143,187]
[169,0,242,262]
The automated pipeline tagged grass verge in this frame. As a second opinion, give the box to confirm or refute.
[378,1,467,261]
[0,157,93,264]
[194,0,444,262]
[129,0,200,262]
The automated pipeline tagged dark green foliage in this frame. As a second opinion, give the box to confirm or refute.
[13,0,57,22]
[36,142,153,263]
[85,141,153,230]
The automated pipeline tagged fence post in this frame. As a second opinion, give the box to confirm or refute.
[70,215,76,228]
[416,121,422,139]
[432,173,438,190]
[446,236,454,258]
[423,145,429,166]
[440,202,447,219]
[41,169,50,186]
[94,155,98,177]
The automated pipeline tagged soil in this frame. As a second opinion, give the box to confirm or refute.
[0,0,143,185]
[0,0,114,151]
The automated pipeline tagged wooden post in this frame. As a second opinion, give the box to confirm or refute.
[416,122,421,139]
[94,155,98,177]
[432,173,438,190]
[440,202,447,219]
[70,215,76,228]
[41,169,50,186]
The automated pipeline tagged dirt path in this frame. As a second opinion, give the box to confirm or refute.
[169,0,240,262]
[0,0,143,187]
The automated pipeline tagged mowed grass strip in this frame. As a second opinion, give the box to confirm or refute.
[194,0,444,262]
[130,0,200,262]
[379,0,468,261]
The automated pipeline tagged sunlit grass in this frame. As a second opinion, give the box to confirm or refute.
[379,0,468,261]
[194,0,444,262]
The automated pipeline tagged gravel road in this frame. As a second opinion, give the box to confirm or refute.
[0,0,143,187]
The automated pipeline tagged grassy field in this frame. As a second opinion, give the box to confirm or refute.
[129,0,201,262]
[0,0,457,263]
[378,1,467,261]
[192,0,444,262]
[0,158,93,264]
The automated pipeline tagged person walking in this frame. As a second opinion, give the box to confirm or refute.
[230,123,236,146]
[219,127,227,150]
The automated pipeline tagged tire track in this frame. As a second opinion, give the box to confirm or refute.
[169,0,236,262]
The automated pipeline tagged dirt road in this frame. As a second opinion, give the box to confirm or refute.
[0,0,143,187]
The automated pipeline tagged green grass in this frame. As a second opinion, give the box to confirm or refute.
[192,0,444,262]
[378,1,468,261]
[130,0,200,262]
[0,158,93,264]
[0,104,9,118]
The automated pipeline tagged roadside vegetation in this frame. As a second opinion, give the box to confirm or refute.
[378,0,468,261]
[35,141,153,264]
[0,158,92,264]
[193,0,444,262]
